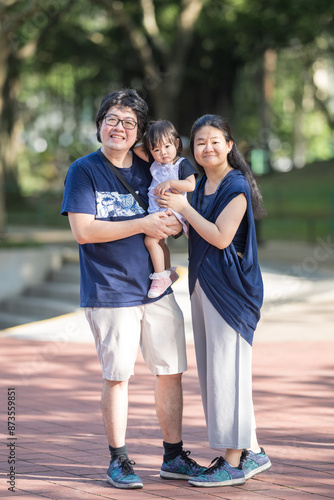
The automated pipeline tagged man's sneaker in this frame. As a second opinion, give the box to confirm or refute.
[188,456,245,487]
[160,450,207,480]
[148,272,172,298]
[107,457,143,489]
[239,448,271,480]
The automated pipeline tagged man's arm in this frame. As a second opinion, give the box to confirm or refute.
[68,212,181,244]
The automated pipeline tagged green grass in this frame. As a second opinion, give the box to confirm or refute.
[7,191,69,228]
[0,240,44,249]
[257,159,334,241]
[5,159,334,242]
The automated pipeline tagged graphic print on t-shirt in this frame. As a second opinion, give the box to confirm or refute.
[95,191,145,218]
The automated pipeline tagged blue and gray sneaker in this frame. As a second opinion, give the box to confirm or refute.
[107,457,143,489]
[188,456,245,487]
[160,450,207,479]
[239,447,271,479]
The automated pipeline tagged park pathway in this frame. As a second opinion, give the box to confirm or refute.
[1,234,334,499]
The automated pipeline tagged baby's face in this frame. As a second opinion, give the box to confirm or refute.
[151,139,179,164]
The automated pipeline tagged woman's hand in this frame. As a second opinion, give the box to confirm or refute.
[158,189,189,214]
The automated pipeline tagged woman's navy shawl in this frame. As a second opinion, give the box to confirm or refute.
[188,170,263,346]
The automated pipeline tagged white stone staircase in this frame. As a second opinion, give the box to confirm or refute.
[0,249,81,331]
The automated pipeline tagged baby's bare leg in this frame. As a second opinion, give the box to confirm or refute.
[145,236,166,273]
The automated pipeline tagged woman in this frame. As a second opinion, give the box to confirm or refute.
[159,115,271,487]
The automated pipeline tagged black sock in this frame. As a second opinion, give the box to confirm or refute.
[109,444,128,462]
[163,440,183,462]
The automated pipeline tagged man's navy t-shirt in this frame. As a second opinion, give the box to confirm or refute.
[61,150,165,307]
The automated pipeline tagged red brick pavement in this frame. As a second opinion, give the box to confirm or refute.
[0,336,333,499]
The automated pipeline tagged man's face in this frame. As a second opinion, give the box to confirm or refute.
[99,105,138,153]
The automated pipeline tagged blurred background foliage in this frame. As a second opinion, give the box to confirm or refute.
[1,0,334,242]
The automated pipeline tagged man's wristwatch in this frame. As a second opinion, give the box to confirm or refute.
[172,230,183,240]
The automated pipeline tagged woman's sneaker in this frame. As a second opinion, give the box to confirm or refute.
[107,457,143,489]
[188,457,245,487]
[160,450,206,480]
[239,448,271,480]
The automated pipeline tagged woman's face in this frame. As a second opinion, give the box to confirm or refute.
[193,126,232,171]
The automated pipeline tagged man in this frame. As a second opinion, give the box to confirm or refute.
[61,89,205,489]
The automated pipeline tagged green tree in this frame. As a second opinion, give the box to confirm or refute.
[92,0,205,122]
[1,0,334,234]
[0,0,75,235]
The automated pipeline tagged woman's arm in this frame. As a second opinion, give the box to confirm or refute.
[159,191,247,249]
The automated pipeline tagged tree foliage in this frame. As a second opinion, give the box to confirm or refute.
[1,0,334,233]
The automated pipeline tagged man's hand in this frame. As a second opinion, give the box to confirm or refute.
[141,211,182,239]
[164,210,182,235]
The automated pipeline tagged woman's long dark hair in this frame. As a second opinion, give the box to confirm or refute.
[190,114,267,220]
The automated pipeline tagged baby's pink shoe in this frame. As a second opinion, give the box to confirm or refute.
[148,271,172,298]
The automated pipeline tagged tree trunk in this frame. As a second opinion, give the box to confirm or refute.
[256,49,276,150]
[104,0,204,126]
[0,0,40,235]
[0,36,11,236]
[293,72,307,169]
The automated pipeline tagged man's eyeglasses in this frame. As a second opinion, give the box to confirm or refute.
[104,115,138,130]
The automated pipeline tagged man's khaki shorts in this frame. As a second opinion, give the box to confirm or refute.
[85,293,187,381]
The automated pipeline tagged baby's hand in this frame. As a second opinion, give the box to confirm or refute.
[154,181,171,195]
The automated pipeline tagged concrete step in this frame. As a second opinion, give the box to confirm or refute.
[61,247,80,264]
[0,311,43,330]
[27,282,80,302]
[0,295,79,318]
[50,262,80,284]
[0,247,82,331]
